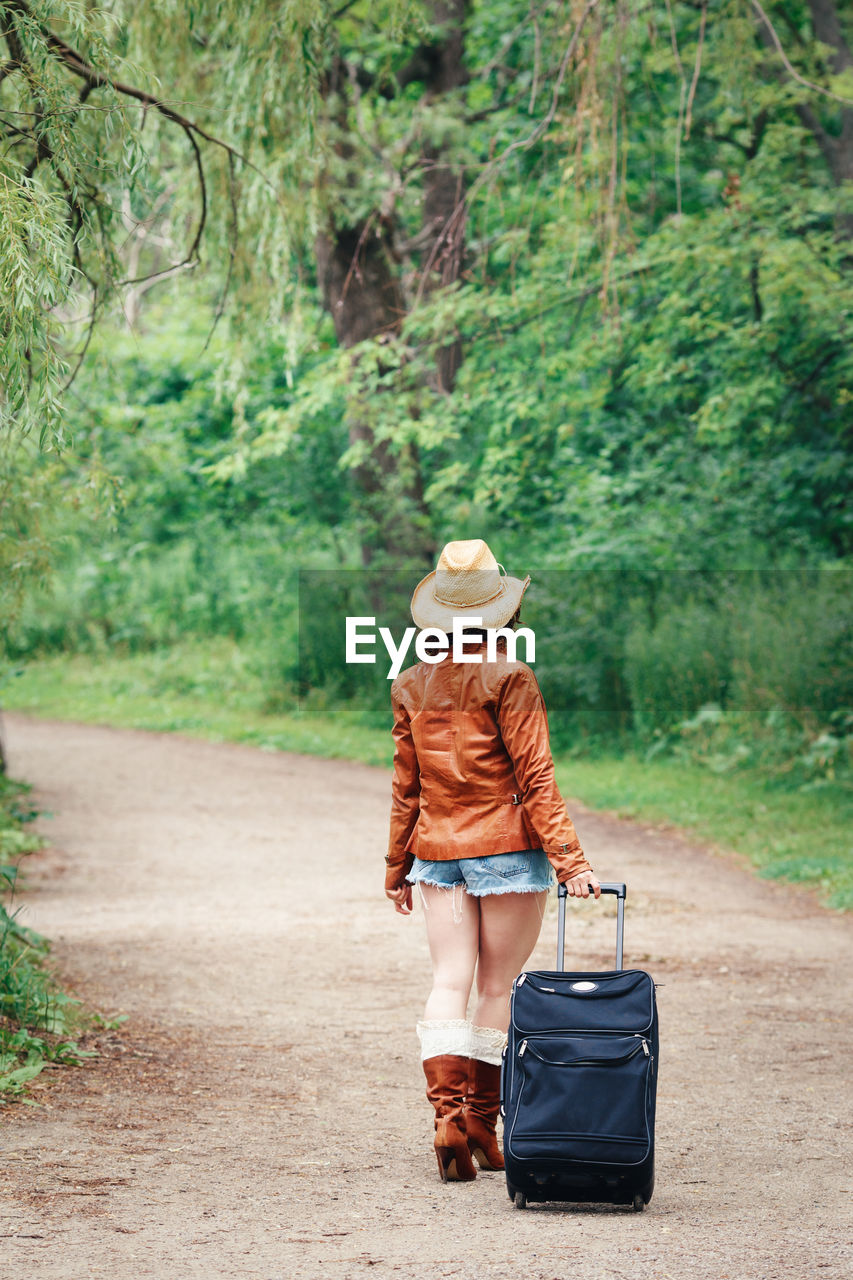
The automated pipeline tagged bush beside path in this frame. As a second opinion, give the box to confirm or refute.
[1,714,851,1279]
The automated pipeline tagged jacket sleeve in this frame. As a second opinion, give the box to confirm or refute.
[386,682,420,891]
[496,665,592,883]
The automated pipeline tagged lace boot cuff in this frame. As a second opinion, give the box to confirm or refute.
[416,1019,471,1061]
[469,1023,507,1066]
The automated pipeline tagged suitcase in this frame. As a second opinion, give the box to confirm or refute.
[501,882,658,1211]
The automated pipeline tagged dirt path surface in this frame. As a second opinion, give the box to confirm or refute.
[2,713,851,1279]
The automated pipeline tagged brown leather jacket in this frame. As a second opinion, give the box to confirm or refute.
[385,643,590,890]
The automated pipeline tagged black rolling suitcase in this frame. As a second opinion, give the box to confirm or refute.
[502,882,658,1211]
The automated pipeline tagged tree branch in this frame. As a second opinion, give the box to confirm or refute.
[749,257,762,324]
[795,98,838,169]
[807,0,853,75]
[684,1,707,141]
[415,0,601,303]
[332,0,361,20]
[708,109,768,160]
[200,151,239,352]
[1,0,271,317]
[4,0,274,188]
[118,124,207,283]
[751,0,853,106]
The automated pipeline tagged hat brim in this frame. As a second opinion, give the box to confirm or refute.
[410,571,530,632]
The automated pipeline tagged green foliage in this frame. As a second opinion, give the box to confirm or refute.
[8,308,850,792]
[0,0,146,444]
[0,774,93,1102]
[0,434,56,652]
[0,177,71,445]
[0,776,42,865]
[624,569,852,735]
[657,701,853,786]
[222,1,853,565]
[4,308,343,688]
[2,4,852,923]
[3,2,852,567]
[625,601,730,735]
[0,0,430,449]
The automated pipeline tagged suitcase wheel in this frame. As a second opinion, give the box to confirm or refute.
[514,1191,527,1210]
[632,1194,645,1213]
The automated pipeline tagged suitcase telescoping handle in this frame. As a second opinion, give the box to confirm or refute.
[556,881,626,972]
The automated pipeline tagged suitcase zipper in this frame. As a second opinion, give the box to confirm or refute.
[519,1037,649,1066]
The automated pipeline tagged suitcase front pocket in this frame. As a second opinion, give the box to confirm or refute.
[512,970,656,1035]
[507,1035,652,1167]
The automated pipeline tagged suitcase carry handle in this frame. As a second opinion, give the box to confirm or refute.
[556,881,626,972]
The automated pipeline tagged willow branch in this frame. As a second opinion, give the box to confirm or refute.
[415,0,601,301]
[4,0,276,189]
[119,125,207,283]
[684,2,707,141]
[332,0,361,19]
[60,286,100,392]
[201,149,239,353]
[664,0,686,217]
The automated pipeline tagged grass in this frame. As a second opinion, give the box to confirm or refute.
[2,643,393,766]
[555,756,852,911]
[4,642,851,911]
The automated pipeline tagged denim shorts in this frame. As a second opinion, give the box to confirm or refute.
[406,849,554,897]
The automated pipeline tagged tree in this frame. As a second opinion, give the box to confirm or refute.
[753,0,853,239]
[1,0,851,578]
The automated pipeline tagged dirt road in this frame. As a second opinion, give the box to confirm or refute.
[1,713,851,1279]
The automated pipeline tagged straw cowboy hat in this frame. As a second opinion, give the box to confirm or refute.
[411,539,530,631]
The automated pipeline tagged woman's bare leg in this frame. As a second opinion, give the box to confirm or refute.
[419,884,480,1022]
[474,891,547,1031]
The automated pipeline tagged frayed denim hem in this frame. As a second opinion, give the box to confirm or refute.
[409,879,467,921]
[404,876,552,897]
[405,874,465,890]
[465,882,552,897]
[408,877,551,925]
[407,850,555,898]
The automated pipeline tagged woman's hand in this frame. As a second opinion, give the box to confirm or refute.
[564,870,601,899]
[386,885,413,915]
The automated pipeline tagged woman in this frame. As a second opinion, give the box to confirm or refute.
[385,539,600,1183]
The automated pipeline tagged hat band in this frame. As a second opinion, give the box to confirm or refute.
[433,570,507,609]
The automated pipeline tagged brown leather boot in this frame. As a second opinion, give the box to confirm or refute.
[466,1058,504,1171]
[422,1055,477,1182]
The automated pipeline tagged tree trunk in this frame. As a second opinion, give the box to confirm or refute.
[312,4,471,566]
[805,0,853,191]
[315,220,434,568]
[757,0,853,239]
